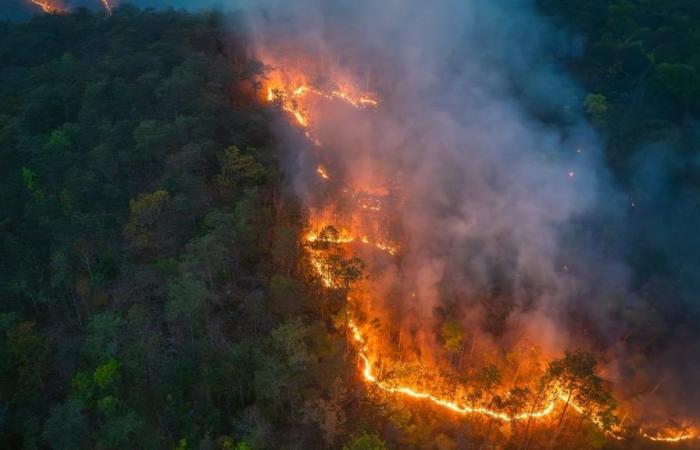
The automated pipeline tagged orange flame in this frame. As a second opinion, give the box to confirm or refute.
[641,428,698,443]
[28,0,112,15]
[349,320,559,422]
[263,62,698,445]
[306,228,398,257]
[316,165,330,180]
[310,257,336,288]
[264,70,377,132]
[29,0,65,13]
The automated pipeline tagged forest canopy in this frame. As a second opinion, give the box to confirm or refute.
[1,2,700,450]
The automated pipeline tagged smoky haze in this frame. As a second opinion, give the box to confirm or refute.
[243,0,700,426]
[250,0,610,362]
[11,0,695,430]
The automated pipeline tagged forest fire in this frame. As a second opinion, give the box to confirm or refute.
[264,69,377,131]
[4,1,699,448]
[29,0,65,13]
[28,0,113,14]
[300,211,697,444]
[641,428,698,443]
[349,320,557,422]
[262,60,698,446]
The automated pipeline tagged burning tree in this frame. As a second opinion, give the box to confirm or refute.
[260,44,699,447]
[543,351,618,447]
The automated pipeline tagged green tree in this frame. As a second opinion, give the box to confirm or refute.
[216,146,267,193]
[93,358,121,391]
[181,209,235,289]
[654,62,699,111]
[342,431,389,450]
[165,274,209,344]
[584,93,609,127]
[270,318,310,368]
[6,321,46,405]
[41,400,90,450]
[84,312,125,363]
[98,410,144,449]
[124,190,171,252]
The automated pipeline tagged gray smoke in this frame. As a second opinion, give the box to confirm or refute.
[11,0,696,428]
[242,0,700,425]
[248,0,612,351]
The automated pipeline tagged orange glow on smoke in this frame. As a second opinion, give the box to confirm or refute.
[310,209,696,444]
[350,320,560,422]
[29,0,65,13]
[263,59,697,445]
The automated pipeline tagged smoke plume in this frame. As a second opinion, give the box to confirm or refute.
[13,0,694,431]
[241,0,700,427]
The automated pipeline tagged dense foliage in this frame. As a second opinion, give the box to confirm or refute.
[539,0,700,310]
[538,3,700,433]
[0,6,365,449]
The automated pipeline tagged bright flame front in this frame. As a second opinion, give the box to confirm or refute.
[261,58,698,446]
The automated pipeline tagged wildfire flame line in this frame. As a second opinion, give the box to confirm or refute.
[29,0,65,13]
[641,429,698,443]
[350,321,617,427]
[305,229,399,288]
[28,0,112,14]
[336,214,695,443]
[266,82,377,129]
[306,230,398,257]
[264,67,698,445]
[350,320,556,421]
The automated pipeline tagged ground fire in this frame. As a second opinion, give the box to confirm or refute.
[261,58,698,446]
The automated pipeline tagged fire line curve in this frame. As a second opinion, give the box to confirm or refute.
[264,72,698,445]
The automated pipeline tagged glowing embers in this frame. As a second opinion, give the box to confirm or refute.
[264,72,378,131]
[369,239,398,256]
[354,191,384,212]
[328,89,378,108]
[316,165,330,180]
[309,256,337,289]
[306,226,398,259]
[306,227,355,246]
